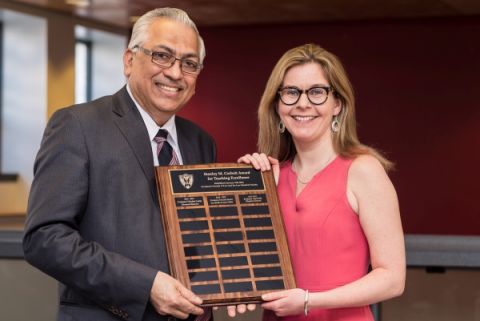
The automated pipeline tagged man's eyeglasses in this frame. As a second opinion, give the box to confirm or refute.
[278,86,334,106]
[133,45,203,75]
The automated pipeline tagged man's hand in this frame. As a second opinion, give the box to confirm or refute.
[150,271,205,319]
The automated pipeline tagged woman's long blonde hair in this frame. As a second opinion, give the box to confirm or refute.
[257,43,392,170]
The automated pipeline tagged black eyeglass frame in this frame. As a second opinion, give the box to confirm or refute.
[133,45,203,75]
[277,86,334,106]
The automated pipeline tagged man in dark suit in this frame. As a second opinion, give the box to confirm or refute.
[23,8,215,321]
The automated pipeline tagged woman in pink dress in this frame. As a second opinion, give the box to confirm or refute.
[239,44,405,320]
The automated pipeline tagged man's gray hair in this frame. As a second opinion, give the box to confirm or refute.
[128,7,206,63]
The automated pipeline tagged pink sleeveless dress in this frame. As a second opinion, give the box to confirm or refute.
[264,157,373,321]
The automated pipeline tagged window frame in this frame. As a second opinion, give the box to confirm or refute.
[0,22,4,173]
[75,38,93,103]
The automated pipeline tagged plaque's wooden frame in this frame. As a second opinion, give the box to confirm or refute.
[155,163,295,306]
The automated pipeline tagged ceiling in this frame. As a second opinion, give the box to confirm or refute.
[4,0,480,30]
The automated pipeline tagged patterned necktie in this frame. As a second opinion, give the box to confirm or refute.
[154,129,179,166]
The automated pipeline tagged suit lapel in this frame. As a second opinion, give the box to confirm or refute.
[111,87,157,202]
[176,117,197,165]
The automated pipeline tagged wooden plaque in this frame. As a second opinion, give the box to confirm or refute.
[155,163,295,306]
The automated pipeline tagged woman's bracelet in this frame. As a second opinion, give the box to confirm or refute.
[304,289,309,316]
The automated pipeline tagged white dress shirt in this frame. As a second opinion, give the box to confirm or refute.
[126,85,184,165]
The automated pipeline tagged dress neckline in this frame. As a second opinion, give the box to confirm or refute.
[288,155,340,198]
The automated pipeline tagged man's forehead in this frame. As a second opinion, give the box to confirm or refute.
[146,19,199,55]
[148,18,196,38]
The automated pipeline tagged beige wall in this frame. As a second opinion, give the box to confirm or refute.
[382,269,480,321]
[0,259,57,321]
[47,15,75,118]
[0,181,28,215]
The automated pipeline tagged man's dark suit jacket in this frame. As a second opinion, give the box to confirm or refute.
[23,86,216,321]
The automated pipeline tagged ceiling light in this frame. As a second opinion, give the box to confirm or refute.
[65,0,90,8]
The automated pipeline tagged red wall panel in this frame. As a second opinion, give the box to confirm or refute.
[179,17,480,235]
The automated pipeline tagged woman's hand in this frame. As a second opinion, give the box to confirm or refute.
[215,304,256,317]
[261,288,306,317]
[237,153,280,185]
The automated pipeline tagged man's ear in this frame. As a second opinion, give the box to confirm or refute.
[123,49,134,76]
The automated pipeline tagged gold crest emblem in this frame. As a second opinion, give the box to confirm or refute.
[179,173,194,189]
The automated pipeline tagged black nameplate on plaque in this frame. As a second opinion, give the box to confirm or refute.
[155,163,296,306]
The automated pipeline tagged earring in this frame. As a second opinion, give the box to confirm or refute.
[331,115,340,133]
[279,120,286,134]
